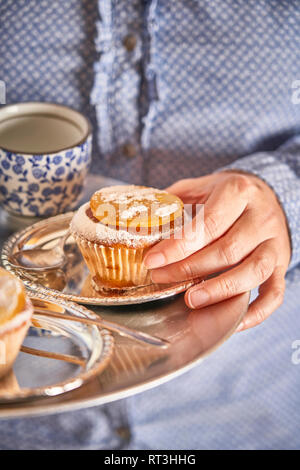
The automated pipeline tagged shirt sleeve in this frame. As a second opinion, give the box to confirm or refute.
[219,135,300,272]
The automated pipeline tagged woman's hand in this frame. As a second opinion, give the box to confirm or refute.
[144,172,291,331]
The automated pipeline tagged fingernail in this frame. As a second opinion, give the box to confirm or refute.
[144,252,166,269]
[235,322,244,332]
[189,288,210,308]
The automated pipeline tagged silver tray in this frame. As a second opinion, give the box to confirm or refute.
[1,212,199,306]
[0,294,114,403]
[0,291,250,419]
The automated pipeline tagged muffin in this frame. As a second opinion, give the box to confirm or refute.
[70,185,184,291]
[0,268,33,379]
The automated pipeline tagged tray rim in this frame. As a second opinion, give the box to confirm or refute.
[1,211,198,306]
[0,292,114,403]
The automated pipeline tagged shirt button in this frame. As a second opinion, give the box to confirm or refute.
[122,143,137,158]
[123,34,137,52]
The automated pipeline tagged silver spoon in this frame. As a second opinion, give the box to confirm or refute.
[9,231,69,272]
[34,308,169,349]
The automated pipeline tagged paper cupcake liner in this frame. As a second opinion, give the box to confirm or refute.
[74,234,151,291]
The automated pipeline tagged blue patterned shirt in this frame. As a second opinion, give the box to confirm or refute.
[0,0,299,271]
[2,0,300,450]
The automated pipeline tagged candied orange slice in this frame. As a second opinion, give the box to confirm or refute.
[0,268,26,325]
[90,185,183,229]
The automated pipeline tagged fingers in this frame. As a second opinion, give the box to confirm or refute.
[185,240,277,309]
[165,176,211,202]
[144,213,205,270]
[144,174,250,269]
[236,267,286,332]
[151,210,267,284]
[166,178,199,196]
[202,174,250,246]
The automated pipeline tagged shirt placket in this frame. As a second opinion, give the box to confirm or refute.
[91,0,145,183]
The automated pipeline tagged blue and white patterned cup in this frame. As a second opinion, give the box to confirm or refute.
[0,102,92,217]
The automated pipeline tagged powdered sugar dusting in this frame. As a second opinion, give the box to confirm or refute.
[155,202,180,218]
[92,185,182,223]
[120,204,148,220]
[71,185,183,247]
[70,203,170,247]
[94,185,157,204]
